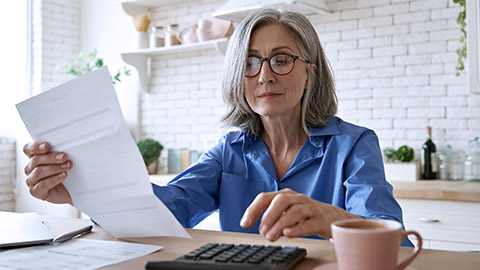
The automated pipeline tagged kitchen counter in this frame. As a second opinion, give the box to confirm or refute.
[149,175,480,203]
[390,180,480,202]
[392,181,480,251]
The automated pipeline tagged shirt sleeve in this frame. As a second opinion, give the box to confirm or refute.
[343,130,403,221]
[342,130,413,247]
[151,136,225,228]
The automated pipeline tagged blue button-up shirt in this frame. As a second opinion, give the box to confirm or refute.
[153,117,412,246]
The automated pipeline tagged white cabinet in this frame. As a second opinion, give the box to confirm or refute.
[397,198,480,252]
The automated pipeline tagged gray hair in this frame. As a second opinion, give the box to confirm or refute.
[221,8,337,137]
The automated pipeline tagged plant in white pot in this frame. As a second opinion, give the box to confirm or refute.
[383,145,420,182]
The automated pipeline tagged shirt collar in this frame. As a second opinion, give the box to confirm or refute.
[230,131,246,144]
[230,116,341,147]
[308,116,340,147]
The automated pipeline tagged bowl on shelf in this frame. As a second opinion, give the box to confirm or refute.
[209,18,234,39]
[177,25,198,44]
[177,18,234,45]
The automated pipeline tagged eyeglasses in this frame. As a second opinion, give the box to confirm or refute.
[245,53,309,78]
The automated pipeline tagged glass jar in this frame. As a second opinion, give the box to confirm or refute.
[150,25,164,48]
[464,137,480,181]
[164,24,180,47]
[438,145,464,181]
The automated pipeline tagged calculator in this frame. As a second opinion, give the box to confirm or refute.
[145,242,307,270]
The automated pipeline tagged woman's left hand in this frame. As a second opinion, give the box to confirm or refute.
[240,188,358,241]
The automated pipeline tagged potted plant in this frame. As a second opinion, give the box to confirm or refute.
[137,138,164,174]
[57,49,130,84]
[383,145,420,182]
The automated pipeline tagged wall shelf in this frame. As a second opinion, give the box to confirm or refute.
[121,38,229,92]
[121,0,194,16]
[119,0,230,93]
[123,37,228,56]
[212,0,331,22]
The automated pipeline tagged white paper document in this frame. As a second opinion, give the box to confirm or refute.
[0,238,162,270]
[16,67,190,238]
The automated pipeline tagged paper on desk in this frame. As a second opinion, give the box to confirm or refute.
[16,67,190,238]
[0,239,162,270]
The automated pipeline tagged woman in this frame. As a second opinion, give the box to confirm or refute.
[23,9,412,246]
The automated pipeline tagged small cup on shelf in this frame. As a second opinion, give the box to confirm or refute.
[196,19,212,42]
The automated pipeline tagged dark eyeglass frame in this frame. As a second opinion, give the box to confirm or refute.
[245,53,310,78]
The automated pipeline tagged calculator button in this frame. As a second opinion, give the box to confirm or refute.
[271,255,286,263]
[214,256,230,262]
[281,246,298,253]
[247,258,262,264]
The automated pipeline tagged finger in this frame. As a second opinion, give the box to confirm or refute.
[23,142,50,158]
[29,171,68,200]
[283,218,320,238]
[266,204,317,240]
[240,192,276,228]
[241,189,297,228]
[26,161,72,187]
[262,197,312,241]
[260,192,306,235]
[24,152,69,176]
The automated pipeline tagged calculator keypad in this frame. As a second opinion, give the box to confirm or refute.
[175,243,306,270]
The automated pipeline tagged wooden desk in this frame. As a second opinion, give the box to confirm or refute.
[38,215,480,270]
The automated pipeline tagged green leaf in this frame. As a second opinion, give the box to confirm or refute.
[453,0,466,77]
[95,58,104,67]
[395,145,414,162]
[89,49,97,59]
[382,147,396,162]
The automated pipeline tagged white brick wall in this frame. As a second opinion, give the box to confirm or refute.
[0,137,16,211]
[31,0,81,95]
[141,0,225,160]
[324,0,476,153]
[141,0,480,162]
[137,0,478,164]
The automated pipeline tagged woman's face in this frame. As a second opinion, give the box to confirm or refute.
[244,24,309,121]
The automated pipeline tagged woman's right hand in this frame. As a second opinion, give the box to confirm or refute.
[23,142,73,205]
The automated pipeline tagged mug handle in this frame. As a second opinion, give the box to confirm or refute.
[397,230,423,270]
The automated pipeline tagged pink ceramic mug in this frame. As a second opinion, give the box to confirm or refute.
[331,219,422,270]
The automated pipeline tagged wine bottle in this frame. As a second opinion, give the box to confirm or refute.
[422,126,437,179]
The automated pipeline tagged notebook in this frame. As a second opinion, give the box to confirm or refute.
[0,212,54,248]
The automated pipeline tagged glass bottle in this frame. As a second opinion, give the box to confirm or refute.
[464,137,480,181]
[422,126,437,179]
